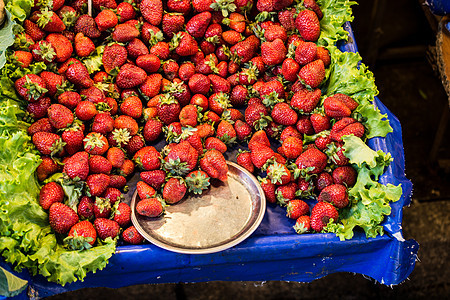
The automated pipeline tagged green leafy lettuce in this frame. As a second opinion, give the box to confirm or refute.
[325,136,402,240]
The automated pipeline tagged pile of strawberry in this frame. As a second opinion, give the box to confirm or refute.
[12,0,367,249]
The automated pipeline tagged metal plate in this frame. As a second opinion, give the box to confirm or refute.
[130,161,266,254]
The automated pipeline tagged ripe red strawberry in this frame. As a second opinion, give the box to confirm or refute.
[114,115,140,136]
[163,177,187,204]
[91,112,114,136]
[260,38,287,66]
[34,8,66,32]
[310,201,339,232]
[95,9,118,31]
[140,74,163,98]
[209,74,231,94]
[257,176,275,203]
[66,220,97,248]
[122,226,145,244]
[333,93,359,111]
[290,88,321,114]
[140,148,161,171]
[184,170,210,195]
[222,30,241,45]
[204,137,226,154]
[57,91,81,110]
[74,32,95,57]
[189,73,211,95]
[264,24,287,42]
[109,174,127,189]
[63,151,89,180]
[281,136,303,160]
[12,50,33,68]
[167,0,191,14]
[94,218,120,240]
[15,74,48,102]
[116,2,136,23]
[136,53,161,73]
[173,32,199,57]
[27,97,51,119]
[250,142,275,169]
[296,115,315,135]
[267,161,291,185]
[83,132,109,155]
[89,155,113,174]
[233,120,251,141]
[200,149,228,181]
[141,0,163,25]
[39,182,64,210]
[45,33,72,62]
[32,132,65,156]
[332,166,357,187]
[157,94,181,125]
[86,174,110,197]
[75,101,98,121]
[216,120,236,144]
[112,23,140,42]
[141,119,162,143]
[165,140,198,175]
[295,9,320,42]
[62,126,85,155]
[235,150,253,173]
[298,59,325,88]
[136,197,165,217]
[66,63,94,88]
[116,64,147,89]
[257,0,293,12]
[75,14,101,39]
[281,58,300,82]
[192,0,214,12]
[102,44,127,74]
[127,38,150,59]
[323,96,352,118]
[105,147,125,169]
[244,102,269,130]
[316,46,331,67]
[119,96,142,119]
[49,202,79,234]
[294,215,311,234]
[141,169,166,190]
[295,148,327,174]
[93,197,112,219]
[278,8,296,31]
[271,103,298,126]
[248,130,271,148]
[286,199,309,219]
[162,13,185,39]
[24,19,45,41]
[295,41,317,66]
[330,117,365,142]
[36,156,59,181]
[275,181,297,205]
[179,104,198,127]
[313,172,334,192]
[113,202,131,227]
[47,104,74,130]
[315,134,332,150]
[310,113,330,133]
[77,196,95,220]
[136,180,157,200]
[39,71,63,97]
[103,187,123,204]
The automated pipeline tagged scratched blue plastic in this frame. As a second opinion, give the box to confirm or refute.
[3,22,418,299]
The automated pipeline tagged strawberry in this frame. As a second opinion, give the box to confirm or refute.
[32,132,65,156]
[329,117,365,142]
[26,98,51,120]
[179,104,198,128]
[163,177,187,204]
[66,63,94,88]
[315,134,332,150]
[295,148,327,174]
[259,176,276,203]
[102,44,127,74]
[120,96,143,119]
[94,218,120,240]
[116,2,136,23]
[141,148,162,171]
[109,174,127,189]
[141,169,166,190]
[47,104,73,130]
[286,199,309,219]
[105,147,125,169]
[103,187,124,204]
[142,118,163,143]
[234,119,252,141]
[304,0,323,19]
[222,30,242,45]
[39,71,63,98]
[157,94,181,125]
[80,86,105,104]
[39,182,64,210]
[248,130,271,148]
[136,180,157,199]
[95,9,118,31]
[83,132,109,155]
[278,8,296,31]
[36,156,59,181]
[57,91,81,110]
[281,58,300,82]
[112,23,140,42]
[296,115,314,135]
[216,120,236,144]
[45,33,73,62]
[35,8,66,32]
[295,9,320,42]
[290,88,321,114]
[15,74,48,102]
[74,14,101,39]
[264,24,287,42]
[136,54,161,73]
[310,201,339,232]
[49,202,79,234]
[141,0,163,25]
[230,85,249,107]
[275,181,297,205]
[316,46,331,67]
[178,62,196,81]
[12,51,33,68]
[196,123,215,139]
[266,161,291,185]
[62,126,85,155]
[140,74,163,99]
[63,151,89,180]
[298,59,325,88]
[172,32,199,57]
[75,101,98,121]
[113,202,131,227]
[162,13,185,39]
[333,93,359,111]
[167,0,191,14]
[280,126,302,142]
[136,197,165,217]
[127,38,150,59]
[89,155,113,174]
[92,0,118,10]
[281,136,303,160]
[114,115,139,136]
[257,0,293,12]
[24,19,45,41]
[185,170,211,195]
[271,102,298,126]
[65,220,97,249]
[162,60,179,80]
[250,142,275,169]
[293,215,311,234]
[87,174,110,197]
[209,74,231,94]
[314,172,334,192]
[116,64,147,89]
[200,149,228,181]
[119,159,135,177]
[165,140,198,175]
[323,96,352,118]
[332,166,357,187]
[189,73,211,95]
[260,38,287,66]
[244,102,269,130]
[310,113,330,133]
[295,41,317,66]
[205,137,227,154]
[122,226,145,244]
[192,0,214,12]
[74,32,95,57]
[91,112,114,135]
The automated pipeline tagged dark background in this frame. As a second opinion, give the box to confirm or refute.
[48,0,450,299]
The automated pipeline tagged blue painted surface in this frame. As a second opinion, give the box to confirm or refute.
[425,0,450,16]
[3,23,418,299]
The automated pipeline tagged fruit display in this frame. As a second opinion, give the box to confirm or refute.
[0,0,406,287]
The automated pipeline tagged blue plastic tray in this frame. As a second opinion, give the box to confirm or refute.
[1,22,418,299]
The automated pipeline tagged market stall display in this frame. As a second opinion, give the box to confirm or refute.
[0,0,418,298]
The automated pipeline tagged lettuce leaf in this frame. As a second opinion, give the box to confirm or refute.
[0,266,28,297]
[5,0,33,22]
[0,10,16,70]
[325,136,402,240]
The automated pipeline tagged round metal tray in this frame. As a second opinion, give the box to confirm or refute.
[130,161,266,254]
